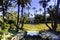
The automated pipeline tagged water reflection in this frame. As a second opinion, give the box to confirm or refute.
[23,31,59,40]
[24,35,43,40]
[27,31,39,36]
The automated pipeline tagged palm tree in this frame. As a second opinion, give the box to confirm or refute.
[39,0,60,32]
[48,0,60,32]
[17,0,31,30]
[53,0,60,32]
[39,0,52,31]
[47,6,55,31]
[15,0,20,32]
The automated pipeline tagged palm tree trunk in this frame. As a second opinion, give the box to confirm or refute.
[2,2,7,40]
[50,13,54,30]
[44,8,52,31]
[2,4,4,22]
[5,1,7,15]
[2,0,7,22]
[18,4,20,27]
[20,6,24,30]
[16,4,20,32]
[53,0,59,32]
[2,1,5,30]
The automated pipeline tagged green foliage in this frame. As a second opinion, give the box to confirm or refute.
[34,14,44,23]
[3,23,10,34]
[0,30,3,34]
[0,11,19,33]
[18,0,31,7]
[0,11,19,40]
[5,12,19,32]
[5,12,18,25]
[0,22,10,34]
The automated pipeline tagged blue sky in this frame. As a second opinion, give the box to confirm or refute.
[26,0,55,17]
[0,0,56,16]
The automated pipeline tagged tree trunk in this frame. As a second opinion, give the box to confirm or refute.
[2,1,5,29]
[3,2,7,40]
[51,16,54,29]
[50,13,54,30]
[3,0,7,22]
[20,6,24,30]
[53,0,59,32]
[16,4,20,32]
[2,3,4,22]
[44,8,52,31]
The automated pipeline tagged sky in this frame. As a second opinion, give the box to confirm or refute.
[25,0,55,17]
[0,0,57,17]
[14,0,56,17]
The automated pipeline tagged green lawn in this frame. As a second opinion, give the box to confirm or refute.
[22,23,60,31]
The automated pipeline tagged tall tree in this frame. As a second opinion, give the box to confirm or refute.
[47,6,56,31]
[16,0,20,32]
[17,0,31,30]
[47,5,54,30]
[44,0,60,32]
[39,0,52,30]
[53,0,60,32]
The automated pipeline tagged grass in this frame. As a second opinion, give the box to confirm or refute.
[23,23,60,31]
[57,24,60,31]
[23,23,50,31]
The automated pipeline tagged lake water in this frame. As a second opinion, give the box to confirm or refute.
[27,31,39,36]
[26,31,59,40]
